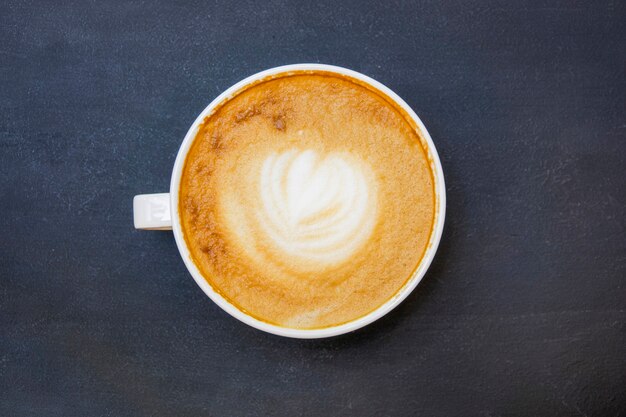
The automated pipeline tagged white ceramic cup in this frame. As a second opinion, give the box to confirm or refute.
[133,63,446,339]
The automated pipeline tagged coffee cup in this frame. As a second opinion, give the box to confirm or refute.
[134,64,446,338]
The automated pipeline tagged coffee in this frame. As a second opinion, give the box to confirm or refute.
[179,71,436,329]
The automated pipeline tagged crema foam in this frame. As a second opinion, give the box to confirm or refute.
[179,72,436,329]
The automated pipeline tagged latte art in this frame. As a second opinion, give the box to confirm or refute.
[258,149,378,267]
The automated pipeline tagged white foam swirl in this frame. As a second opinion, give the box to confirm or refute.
[257,149,378,267]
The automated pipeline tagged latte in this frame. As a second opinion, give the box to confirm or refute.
[179,71,436,329]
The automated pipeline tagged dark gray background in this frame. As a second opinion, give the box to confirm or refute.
[1,0,624,416]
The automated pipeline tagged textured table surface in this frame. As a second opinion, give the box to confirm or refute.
[1,1,625,416]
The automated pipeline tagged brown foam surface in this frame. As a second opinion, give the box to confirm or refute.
[179,72,435,329]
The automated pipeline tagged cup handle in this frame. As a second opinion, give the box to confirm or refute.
[133,193,172,230]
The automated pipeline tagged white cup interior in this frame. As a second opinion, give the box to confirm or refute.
[169,64,446,339]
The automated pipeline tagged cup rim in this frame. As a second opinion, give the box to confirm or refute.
[169,63,446,339]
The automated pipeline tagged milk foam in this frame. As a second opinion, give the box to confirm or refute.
[257,149,378,267]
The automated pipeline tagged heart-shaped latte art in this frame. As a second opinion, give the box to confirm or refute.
[256,149,378,268]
